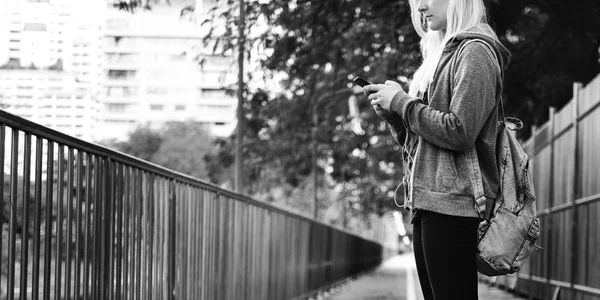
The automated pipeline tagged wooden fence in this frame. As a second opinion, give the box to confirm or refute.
[487,74,600,300]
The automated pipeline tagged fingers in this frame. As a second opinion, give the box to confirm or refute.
[384,80,400,87]
[370,99,380,106]
[363,84,382,92]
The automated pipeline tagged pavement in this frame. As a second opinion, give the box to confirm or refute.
[322,254,525,300]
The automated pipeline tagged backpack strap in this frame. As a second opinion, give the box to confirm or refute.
[466,147,487,219]
[458,38,501,219]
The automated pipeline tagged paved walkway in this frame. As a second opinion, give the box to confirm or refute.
[322,254,524,300]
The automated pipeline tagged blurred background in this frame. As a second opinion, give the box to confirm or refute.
[1,0,599,236]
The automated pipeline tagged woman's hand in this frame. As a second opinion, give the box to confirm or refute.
[364,80,406,111]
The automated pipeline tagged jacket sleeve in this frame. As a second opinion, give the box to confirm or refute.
[389,43,499,152]
[383,113,407,145]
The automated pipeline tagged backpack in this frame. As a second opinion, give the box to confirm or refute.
[462,39,542,276]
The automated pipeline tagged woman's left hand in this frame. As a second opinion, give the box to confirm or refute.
[364,80,406,111]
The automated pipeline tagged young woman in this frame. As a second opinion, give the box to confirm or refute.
[364,0,511,299]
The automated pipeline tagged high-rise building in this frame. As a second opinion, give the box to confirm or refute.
[0,0,103,142]
[1,0,236,142]
[0,70,100,141]
[0,0,104,86]
[99,0,237,141]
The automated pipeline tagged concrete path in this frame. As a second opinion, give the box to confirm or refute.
[323,254,524,300]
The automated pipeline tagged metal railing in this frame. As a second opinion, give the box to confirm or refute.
[0,110,398,300]
[488,76,600,300]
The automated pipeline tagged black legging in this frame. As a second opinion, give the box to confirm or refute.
[412,209,480,300]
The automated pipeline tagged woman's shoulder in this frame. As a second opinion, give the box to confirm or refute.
[457,39,495,59]
[454,39,499,70]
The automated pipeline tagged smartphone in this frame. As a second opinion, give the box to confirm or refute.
[353,77,371,87]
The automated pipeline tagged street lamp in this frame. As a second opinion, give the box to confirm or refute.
[311,88,362,220]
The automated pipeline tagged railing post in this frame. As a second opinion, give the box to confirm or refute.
[570,82,582,290]
[102,157,114,300]
[168,180,177,300]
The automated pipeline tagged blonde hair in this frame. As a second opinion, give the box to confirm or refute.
[408,0,499,96]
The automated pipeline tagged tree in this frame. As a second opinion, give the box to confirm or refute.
[487,0,600,134]
[108,124,163,161]
[103,121,219,182]
[116,0,600,219]
[153,121,215,180]
[198,0,418,218]
[197,0,600,214]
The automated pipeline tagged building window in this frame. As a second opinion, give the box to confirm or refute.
[170,54,186,62]
[24,23,47,32]
[107,19,129,30]
[201,88,227,99]
[108,70,136,80]
[105,86,138,97]
[146,87,168,95]
[106,119,135,124]
[175,105,186,111]
[106,53,137,64]
[106,103,129,113]
[150,104,164,111]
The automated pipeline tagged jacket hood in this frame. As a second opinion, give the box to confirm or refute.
[446,32,511,74]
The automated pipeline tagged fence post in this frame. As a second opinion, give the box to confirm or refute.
[99,157,112,300]
[168,180,177,300]
[570,82,583,290]
[529,124,536,286]
[545,106,556,299]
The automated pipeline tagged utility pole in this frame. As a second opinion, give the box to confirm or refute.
[235,0,245,193]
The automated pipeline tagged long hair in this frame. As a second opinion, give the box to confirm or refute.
[408,0,499,96]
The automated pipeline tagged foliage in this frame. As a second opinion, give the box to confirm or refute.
[153,122,216,179]
[103,121,218,182]
[486,0,600,134]
[110,124,163,161]
[115,0,600,220]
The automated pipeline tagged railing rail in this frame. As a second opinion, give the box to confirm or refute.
[0,110,398,300]
[490,75,600,300]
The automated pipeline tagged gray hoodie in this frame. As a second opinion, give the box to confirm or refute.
[385,32,511,218]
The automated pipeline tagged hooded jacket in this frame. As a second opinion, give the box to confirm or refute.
[384,32,511,218]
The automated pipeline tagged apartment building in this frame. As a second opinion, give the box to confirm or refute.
[0,0,104,88]
[99,0,237,141]
[1,0,236,143]
[0,70,100,141]
[0,0,103,141]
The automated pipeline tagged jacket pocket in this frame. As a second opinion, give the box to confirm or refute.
[450,151,474,196]
[415,149,457,193]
